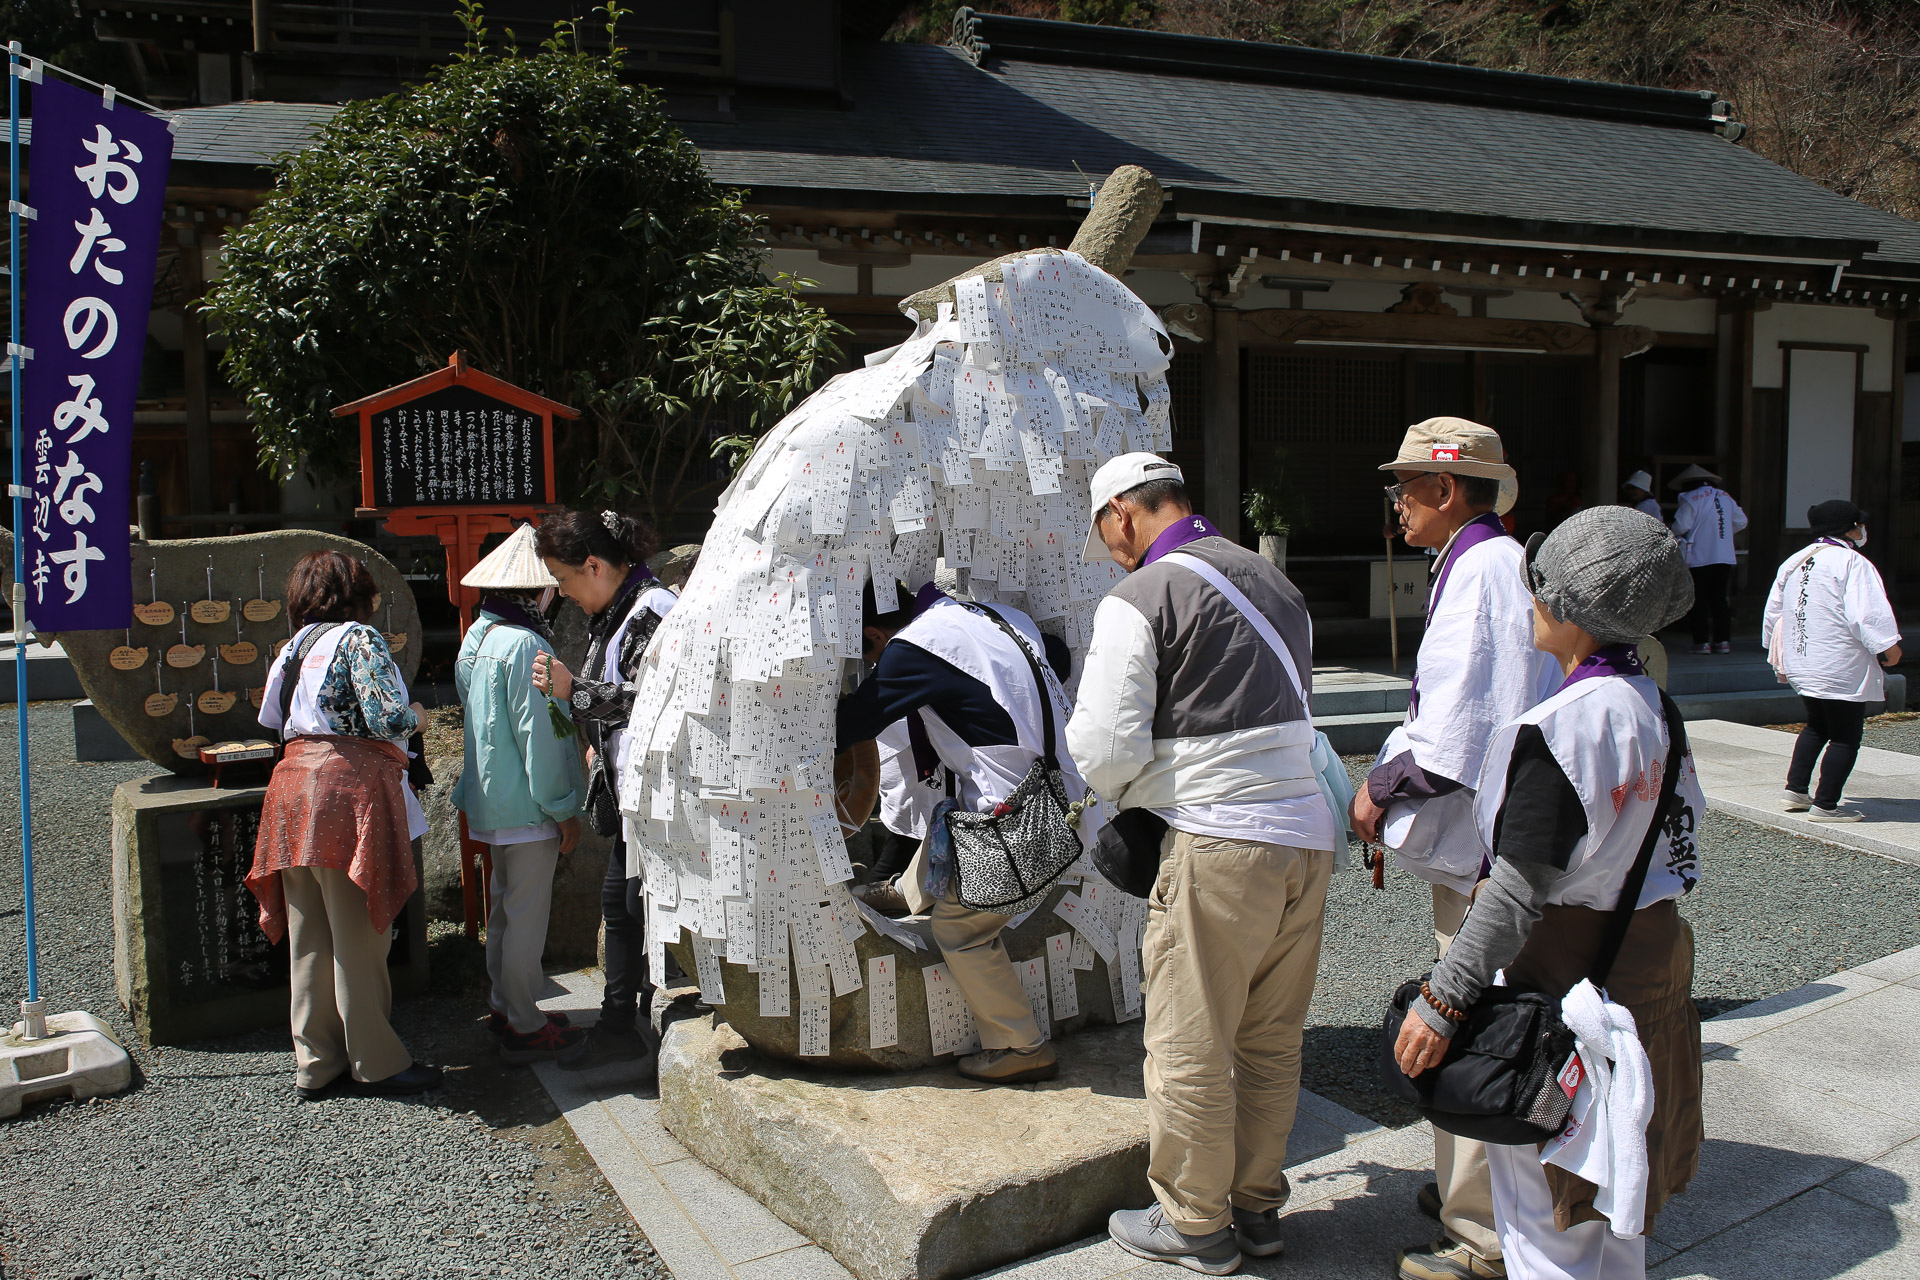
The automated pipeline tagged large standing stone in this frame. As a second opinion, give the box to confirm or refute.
[658,1013,1151,1280]
[665,879,1130,1071]
[18,529,422,775]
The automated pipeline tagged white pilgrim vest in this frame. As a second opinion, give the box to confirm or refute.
[892,597,1099,842]
[602,584,677,785]
[1382,532,1561,895]
[876,718,938,840]
[1474,674,1703,911]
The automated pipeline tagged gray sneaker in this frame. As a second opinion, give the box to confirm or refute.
[1783,788,1814,812]
[1109,1204,1241,1275]
[1809,805,1864,823]
[1231,1205,1285,1258]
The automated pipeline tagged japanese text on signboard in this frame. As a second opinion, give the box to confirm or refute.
[21,78,173,629]
[368,386,546,507]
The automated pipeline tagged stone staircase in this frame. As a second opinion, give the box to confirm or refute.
[1310,647,1909,758]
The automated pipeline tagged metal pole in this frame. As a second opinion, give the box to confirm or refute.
[9,39,44,1039]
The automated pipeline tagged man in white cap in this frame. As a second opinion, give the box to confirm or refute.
[1069,453,1336,1273]
[453,525,588,1064]
[1351,418,1561,1280]
[1669,464,1747,654]
[1621,470,1662,521]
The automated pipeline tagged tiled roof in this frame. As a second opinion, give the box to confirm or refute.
[164,101,341,167]
[686,41,1920,270]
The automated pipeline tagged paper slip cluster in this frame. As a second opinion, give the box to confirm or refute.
[617,250,1173,1058]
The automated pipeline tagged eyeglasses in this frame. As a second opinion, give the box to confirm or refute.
[1383,474,1440,507]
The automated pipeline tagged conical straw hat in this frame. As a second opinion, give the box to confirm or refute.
[461,524,556,590]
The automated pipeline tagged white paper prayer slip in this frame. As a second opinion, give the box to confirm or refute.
[1019,955,1052,1040]
[923,962,981,1058]
[868,955,899,1049]
[1047,932,1081,1020]
[617,249,1172,1054]
[798,962,832,1057]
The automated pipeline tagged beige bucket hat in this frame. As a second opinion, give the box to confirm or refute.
[1378,416,1518,516]
[461,523,557,590]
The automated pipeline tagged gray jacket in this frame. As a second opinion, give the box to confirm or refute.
[1067,536,1318,812]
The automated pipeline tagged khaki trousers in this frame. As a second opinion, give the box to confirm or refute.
[485,836,563,1034]
[928,894,1043,1052]
[1144,831,1332,1235]
[1433,882,1502,1262]
[283,866,412,1088]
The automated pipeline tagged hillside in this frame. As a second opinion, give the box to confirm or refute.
[892,0,1920,222]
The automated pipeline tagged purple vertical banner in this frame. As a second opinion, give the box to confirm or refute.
[21,78,173,630]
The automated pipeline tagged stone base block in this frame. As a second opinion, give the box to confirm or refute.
[658,1012,1150,1280]
[0,1011,133,1118]
[73,699,142,762]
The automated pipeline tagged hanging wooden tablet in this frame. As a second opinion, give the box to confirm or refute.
[109,628,148,671]
[190,558,232,624]
[144,663,177,718]
[219,610,258,667]
[247,686,266,710]
[242,554,282,622]
[165,607,206,669]
[198,649,237,715]
[133,563,174,627]
[173,703,211,760]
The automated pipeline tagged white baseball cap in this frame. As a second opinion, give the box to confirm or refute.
[1083,452,1187,562]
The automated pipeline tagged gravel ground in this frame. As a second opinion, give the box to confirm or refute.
[1306,753,1920,1125]
[0,703,665,1280]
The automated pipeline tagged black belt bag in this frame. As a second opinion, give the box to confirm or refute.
[1377,689,1687,1145]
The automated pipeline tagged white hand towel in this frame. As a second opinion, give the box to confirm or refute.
[1543,978,1656,1237]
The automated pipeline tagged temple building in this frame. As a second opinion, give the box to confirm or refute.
[51,1,1920,614]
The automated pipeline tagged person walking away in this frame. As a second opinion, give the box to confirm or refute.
[1762,499,1902,822]
[454,525,589,1062]
[1350,418,1561,1280]
[1669,464,1747,654]
[249,550,441,1100]
[837,579,1098,1084]
[1394,506,1704,1280]
[1066,454,1336,1274]
[530,511,676,1073]
[1621,470,1662,521]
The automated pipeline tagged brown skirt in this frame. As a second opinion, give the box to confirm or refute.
[246,735,418,944]
[1505,900,1703,1231]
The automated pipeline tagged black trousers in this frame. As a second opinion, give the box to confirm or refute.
[1787,696,1868,810]
[870,828,920,884]
[599,833,653,1026]
[1688,563,1734,645]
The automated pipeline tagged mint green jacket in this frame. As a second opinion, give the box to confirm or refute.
[452,612,585,832]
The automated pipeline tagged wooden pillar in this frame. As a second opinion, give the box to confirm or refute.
[1588,326,1622,506]
[1206,303,1242,542]
[1886,313,1908,606]
[179,229,215,519]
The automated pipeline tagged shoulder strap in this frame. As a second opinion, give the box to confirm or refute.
[1160,551,1309,713]
[277,621,344,740]
[1590,688,1688,990]
[959,602,1058,767]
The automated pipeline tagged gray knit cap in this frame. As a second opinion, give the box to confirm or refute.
[1524,507,1694,644]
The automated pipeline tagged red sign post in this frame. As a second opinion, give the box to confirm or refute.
[335,352,581,937]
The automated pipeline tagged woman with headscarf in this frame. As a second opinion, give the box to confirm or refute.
[454,524,588,1062]
[529,510,676,1074]
[250,550,440,1100]
[1762,499,1902,822]
[1393,507,1705,1280]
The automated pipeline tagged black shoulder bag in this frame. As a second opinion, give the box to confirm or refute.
[271,622,342,741]
[1377,690,1687,1145]
[945,604,1090,914]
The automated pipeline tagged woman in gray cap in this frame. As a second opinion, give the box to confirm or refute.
[1391,507,1704,1280]
[1761,500,1902,821]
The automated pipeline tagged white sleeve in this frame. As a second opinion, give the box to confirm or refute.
[1845,560,1902,654]
[1065,595,1159,804]
[1728,496,1750,534]
[1761,561,1788,648]
[1671,496,1696,541]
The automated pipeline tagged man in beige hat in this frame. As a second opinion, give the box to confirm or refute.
[1351,418,1560,1280]
[454,524,588,1064]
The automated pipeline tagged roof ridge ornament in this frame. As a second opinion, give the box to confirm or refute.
[951,6,990,65]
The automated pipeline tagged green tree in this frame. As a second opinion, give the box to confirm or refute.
[204,7,842,534]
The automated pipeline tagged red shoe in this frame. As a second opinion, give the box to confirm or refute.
[498,1020,588,1064]
[488,1009,572,1040]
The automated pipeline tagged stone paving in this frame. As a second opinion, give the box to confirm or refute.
[533,942,1920,1279]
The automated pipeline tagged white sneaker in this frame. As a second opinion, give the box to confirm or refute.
[1689,644,1711,655]
[1783,789,1814,812]
[1808,806,1864,823]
